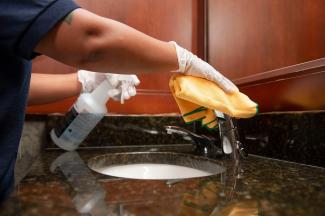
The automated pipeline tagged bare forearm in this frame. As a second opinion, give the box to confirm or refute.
[28,73,81,105]
[80,23,178,74]
[35,9,178,74]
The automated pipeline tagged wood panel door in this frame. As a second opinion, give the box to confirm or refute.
[27,0,204,114]
[208,0,325,112]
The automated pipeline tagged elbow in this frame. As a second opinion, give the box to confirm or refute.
[75,34,105,68]
[76,27,126,70]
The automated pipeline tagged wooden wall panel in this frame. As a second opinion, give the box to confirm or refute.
[208,0,325,79]
[27,0,202,114]
[240,65,325,112]
[234,58,325,111]
[208,0,325,112]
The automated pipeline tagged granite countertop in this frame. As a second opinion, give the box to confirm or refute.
[2,148,324,216]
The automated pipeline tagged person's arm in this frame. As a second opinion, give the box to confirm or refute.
[28,71,140,106]
[35,8,238,93]
[28,73,81,105]
[35,9,178,74]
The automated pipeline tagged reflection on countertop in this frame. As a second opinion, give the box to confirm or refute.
[2,149,324,216]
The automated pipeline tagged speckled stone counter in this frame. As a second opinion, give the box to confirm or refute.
[2,112,324,215]
[1,149,324,216]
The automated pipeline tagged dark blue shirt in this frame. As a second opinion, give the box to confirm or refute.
[0,0,79,204]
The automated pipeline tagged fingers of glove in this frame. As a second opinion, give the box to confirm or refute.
[108,82,130,104]
[118,84,136,104]
[116,74,140,86]
[206,72,239,93]
[105,73,140,89]
[122,90,131,100]
[129,75,140,86]
[206,67,239,93]
[118,91,127,104]
[222,77,239,93]
[128,85,137,97]
[121,82,131,100]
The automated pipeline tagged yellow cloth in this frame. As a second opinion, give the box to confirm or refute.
[169,75,258,129]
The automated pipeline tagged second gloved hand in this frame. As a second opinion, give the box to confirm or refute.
[170,41,239,94]
[77,70,140,104]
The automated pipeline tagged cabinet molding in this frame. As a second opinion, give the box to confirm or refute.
[234,58,325,87]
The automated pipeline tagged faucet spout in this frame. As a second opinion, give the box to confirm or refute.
[164,126,223,158]
[216,112,248,160]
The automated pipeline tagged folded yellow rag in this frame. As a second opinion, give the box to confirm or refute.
[169,75,258,129]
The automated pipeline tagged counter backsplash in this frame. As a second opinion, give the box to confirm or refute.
[45,115,196,149]
[23,111,325,168]
[237,111,325,167]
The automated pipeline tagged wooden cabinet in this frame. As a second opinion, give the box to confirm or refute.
[27,0,204,114]
[207,0,325,111]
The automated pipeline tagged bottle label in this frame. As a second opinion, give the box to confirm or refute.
[54,106,104,146]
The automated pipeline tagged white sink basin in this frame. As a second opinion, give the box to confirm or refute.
[95,163,213,180]
[88,152,226,180]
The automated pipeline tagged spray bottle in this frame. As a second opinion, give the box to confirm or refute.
[50,80,111,151]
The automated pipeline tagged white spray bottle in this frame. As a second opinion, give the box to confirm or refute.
[50,80,111,151]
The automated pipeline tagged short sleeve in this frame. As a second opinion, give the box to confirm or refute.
[0,0,80,60]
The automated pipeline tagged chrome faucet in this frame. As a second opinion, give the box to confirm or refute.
[164,126,223,158]
[165,112,247,159]
[216,111,247,160]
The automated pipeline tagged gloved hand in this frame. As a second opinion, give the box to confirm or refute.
[170,41,239,93]
[77,70,140,104]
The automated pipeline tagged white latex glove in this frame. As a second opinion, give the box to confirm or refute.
[77,70,140,104]
[170,41,239,93]
[107,73,140,104]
